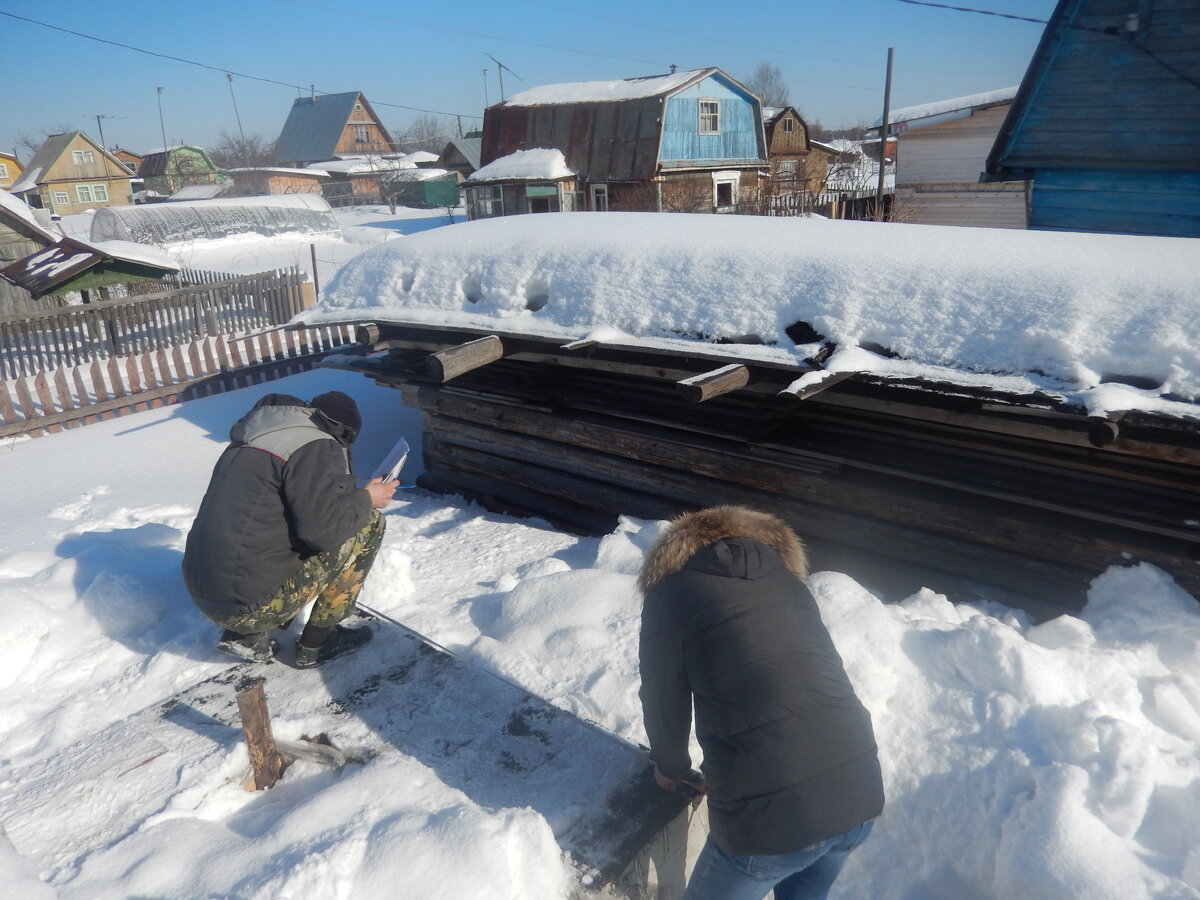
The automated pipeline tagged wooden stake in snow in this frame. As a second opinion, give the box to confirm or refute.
[235,677,285,790]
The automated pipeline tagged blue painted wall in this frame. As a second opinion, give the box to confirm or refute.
[660,76,763,163]
[1031,170,1200,237]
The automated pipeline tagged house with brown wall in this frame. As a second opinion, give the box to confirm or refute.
[10,132,133,215]
[275,91,397,167]
[762,106,832,198]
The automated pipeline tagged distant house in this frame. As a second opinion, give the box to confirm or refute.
[275,91,396,167]
[875,87,1025,229]
[470,67,767,217]
[466,149,577,218]
[0,152,24,191]
[9,132,134,215]
[984,0,1200,237]
[137,146,225,197]
[439,132,483,180]
[112,148,142,175]
[761,107,834,204]
[227,166,329,197]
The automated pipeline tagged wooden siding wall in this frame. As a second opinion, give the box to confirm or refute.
[895,182,1028,228]
[897,105,1011,185]
[661,80,761,162]
[768,114,808,155]
[1000,0,1200,171]
[1030,169,1200,236]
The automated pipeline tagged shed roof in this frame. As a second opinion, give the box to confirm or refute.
[276,91,393,165]
[0,190,57,244]
[469,149,574,182]
[873,86,1018,131]
[0,236,179,298]
[504,68,710,106]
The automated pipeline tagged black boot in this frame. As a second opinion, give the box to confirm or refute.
[295,624,373,669]
[216,629,278,663]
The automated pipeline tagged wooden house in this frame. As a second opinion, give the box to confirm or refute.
[466,149,578,218]
[472,67,767,215]
[9,132,133,215]
[227,166,329,197]
[275,91,396,167]
[112,149,142,175]
[984,0,1200,237]
[0,189,57,314]
[877,87,1027,228]
[762,107,829,193]
[137,146,225,197]
[0,152,24,191]
[438,132,483,180]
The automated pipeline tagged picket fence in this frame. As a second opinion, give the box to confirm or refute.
[0,267,358,438]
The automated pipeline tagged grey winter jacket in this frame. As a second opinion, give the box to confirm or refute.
[638,506,884,856]
[182,393,371,622]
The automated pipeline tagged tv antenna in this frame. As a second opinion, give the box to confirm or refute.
[486,54,522,102]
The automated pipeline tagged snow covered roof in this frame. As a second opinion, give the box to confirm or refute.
[168,181,235,201]
[0,189,57,242]
[313,156,418,175]
[227,166,330,178]
[504,68,711,106]
[468,149,574,182]
[874,86,1020,129]
[307,213,1200,419]
[0,235,179,297]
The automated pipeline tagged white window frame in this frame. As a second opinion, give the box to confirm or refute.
[72,149,96,165]
[712,170,739,210]
[354,124,370,144]
[699,99,720,135]
[590,184,609,211]
[0,163,8,180]
[74,183,109,203]
[782,118,795,133]
[53,191,69,205]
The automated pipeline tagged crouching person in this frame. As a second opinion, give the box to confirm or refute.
[183,391,398,667]
[638,506,884,900]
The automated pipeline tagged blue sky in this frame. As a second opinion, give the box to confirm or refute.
[1,0,1057,157]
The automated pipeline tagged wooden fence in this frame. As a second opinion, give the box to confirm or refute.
[0,268,312,379]
[0,267,358,438]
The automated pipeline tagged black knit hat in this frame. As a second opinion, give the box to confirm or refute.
[310,391,362,444]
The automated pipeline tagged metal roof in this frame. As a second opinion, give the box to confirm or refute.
[275,91,393,165]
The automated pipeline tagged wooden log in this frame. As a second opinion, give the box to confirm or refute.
[777,370,854,403]
[356,323,382,348]
[677,364,751,403]
[426,335,504,382]
[235,677,286,791]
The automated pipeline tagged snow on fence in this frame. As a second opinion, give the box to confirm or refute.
[0,321,356,438]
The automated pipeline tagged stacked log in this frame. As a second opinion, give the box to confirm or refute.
[334,323,1200,617]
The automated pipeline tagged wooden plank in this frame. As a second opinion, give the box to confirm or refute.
[33,373,61,434]
[676,365,750,403]
[13,379,42,437]
[427,336,505,382]
[0,380,18,427]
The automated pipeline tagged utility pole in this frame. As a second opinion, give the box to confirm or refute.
[227,73,246,142]
[875,47,893,222]
[156,87,167,150]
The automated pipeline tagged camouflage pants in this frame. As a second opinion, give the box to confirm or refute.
[220,509,385,634]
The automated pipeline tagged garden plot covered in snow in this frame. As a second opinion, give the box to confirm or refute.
[90,194,342,247]
[306,213,1200,420]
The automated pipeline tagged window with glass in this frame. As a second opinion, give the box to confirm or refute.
[354,125,370,143]
[54,191,69,205]
[474,185,503,218]
[782,118,795,133]
[76,184,94,202]
[699,99,720,134]
[72,149,96,165]
[0,163,8,179]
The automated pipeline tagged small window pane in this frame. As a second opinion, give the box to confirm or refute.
[699,100,720,134]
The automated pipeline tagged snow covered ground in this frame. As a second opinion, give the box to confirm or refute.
[2,208,1198,898]
[1,368,1197,899]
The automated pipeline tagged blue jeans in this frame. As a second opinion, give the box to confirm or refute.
[683,819,874,900]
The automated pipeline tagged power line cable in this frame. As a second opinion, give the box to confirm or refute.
[889,0,1200,90]
[0,10,483,121]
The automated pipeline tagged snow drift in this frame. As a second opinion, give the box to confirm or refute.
[306,213,1200,414]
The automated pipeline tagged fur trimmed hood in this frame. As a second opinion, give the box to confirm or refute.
[638,505,808,593]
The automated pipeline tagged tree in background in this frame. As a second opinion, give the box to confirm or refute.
[14,124,75,158]
[746,62,790,108]
[207,130,278,170]
[393,113,451,155]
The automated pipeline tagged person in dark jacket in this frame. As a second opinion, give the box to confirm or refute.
[638,505,884,900]
[182,391,398,667]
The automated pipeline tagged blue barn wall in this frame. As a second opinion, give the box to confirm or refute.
[661,77,762,164]
[1031,170,1200,237]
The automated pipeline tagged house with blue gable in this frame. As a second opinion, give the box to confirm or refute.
[467,67,767,218]
[984,0,1200,236]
